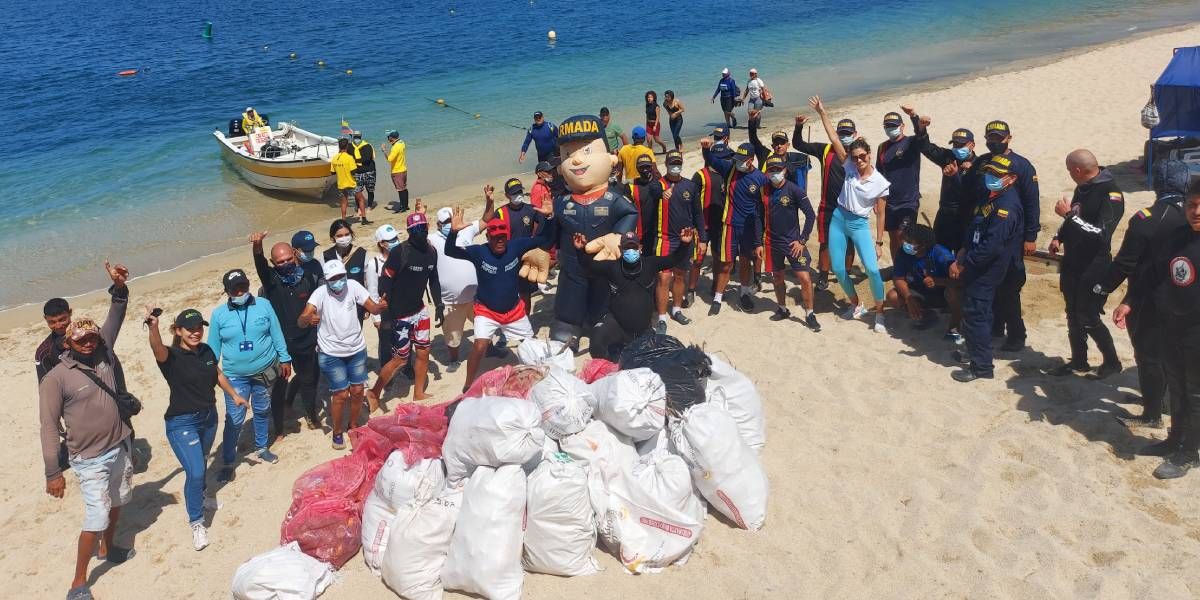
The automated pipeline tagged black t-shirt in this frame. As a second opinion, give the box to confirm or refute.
[379,240,442,319]
[158,344,219,417]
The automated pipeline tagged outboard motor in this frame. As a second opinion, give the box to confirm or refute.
[228,118,244,137]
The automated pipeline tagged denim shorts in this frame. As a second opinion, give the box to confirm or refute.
[318,349,368,392]
[70,439,133,532]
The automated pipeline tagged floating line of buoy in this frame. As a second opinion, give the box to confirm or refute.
[427,98,525,130]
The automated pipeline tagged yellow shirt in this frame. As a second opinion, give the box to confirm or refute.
[618,143,655,180]
[330,151,357,189]
[387,140,407,173]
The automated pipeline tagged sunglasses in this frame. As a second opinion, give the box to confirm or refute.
[852,153,869,162]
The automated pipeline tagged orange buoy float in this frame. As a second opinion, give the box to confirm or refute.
[117,69,138,77]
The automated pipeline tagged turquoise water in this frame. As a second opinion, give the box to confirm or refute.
[0,0,1197,308]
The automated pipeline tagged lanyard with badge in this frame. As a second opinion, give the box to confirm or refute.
[236,305,254,352]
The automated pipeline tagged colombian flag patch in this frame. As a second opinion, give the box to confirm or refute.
[997,208,1009,219]
[1135,207,1151,219]
[1108,192,1124,202]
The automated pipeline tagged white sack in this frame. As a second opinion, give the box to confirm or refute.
[670,402,769,531]
[588,368,668,441]
[516,338,577,373]
[523,454,600,576]
[441,465,527,600]
[361,455,446,575]
[442,396,546,483]
[601,450,705,574]
[382,483,464,600]
[231,541,334,600]
[529,366,595,440]
[705,354,766,452]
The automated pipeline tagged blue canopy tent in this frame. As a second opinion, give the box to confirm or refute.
[1147,46,1200,185]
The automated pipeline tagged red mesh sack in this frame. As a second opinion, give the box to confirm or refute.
[579,358,620,383]
[289,453,369,507]
[454,365,546,402]
[280,497,362,569]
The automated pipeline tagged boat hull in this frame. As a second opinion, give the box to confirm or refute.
[214,129,335,198]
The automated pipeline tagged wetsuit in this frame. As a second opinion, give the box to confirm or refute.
[792,127,846,248]
[761,180,815,272]
[521,121,559,163]
[876,114,927,232]
[1159,226,1200,459]
[1054,168,1123,368]
[494,202,547,240]
[960,187,1023,376]
[920,143,977,252]
[583,241,693,358]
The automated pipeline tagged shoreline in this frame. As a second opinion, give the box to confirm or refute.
[1,21,1192,331]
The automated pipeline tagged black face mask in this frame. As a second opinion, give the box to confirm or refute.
[986,140,1008,155]
[71,349,99,367]
[408,225,428,246]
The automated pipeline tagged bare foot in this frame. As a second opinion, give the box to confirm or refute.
[366,389,381,413]
[413,392,434,402]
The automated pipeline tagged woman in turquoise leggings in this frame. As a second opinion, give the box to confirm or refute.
[811,95,892,333]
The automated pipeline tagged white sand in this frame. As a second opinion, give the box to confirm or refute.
[3,24,1200,600]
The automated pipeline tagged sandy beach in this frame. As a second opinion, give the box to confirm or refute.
[4,23,1200,599]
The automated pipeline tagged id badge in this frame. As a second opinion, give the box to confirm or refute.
[239,340,254,352]
[972,231,981,244]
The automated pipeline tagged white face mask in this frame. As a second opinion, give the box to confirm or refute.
[885,127,902,141]
[737,162,753,173]
[769,172,786,185]
[510,194,527,205]
[334,235,352,248]
[668,165,682,176]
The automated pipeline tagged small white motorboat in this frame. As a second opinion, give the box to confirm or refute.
[213,120,338,197]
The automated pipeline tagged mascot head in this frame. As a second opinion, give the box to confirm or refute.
[556,115,618,196]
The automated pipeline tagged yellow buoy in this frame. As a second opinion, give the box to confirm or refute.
[289,52,297,60]
[345,69,353,75]
[474,113,481,119]
[547,30,557,40]
[316,59,326,67]
[436,98,446,106]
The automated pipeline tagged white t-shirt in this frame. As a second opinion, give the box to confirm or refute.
[365,251,386,324]
[429,222,481,305]
[837,157,891,218]
[747,78,767,99]
[308,280,370,357]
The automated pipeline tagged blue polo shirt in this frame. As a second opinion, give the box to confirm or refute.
[893,244,956,288]
[207,295,291,377]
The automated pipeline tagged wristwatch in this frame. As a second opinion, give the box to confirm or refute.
[875,241,884,246]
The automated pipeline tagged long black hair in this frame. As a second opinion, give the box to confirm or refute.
[329,218,355,240]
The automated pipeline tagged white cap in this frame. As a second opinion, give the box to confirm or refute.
[721,67,729,75]
[322,259,346,279]
[749,67,757,74]
[374,223,399,243]
[436,207,453,224]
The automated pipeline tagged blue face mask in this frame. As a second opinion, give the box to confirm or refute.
[275,263,302,286]
[952,147,971,160]
[229,293,250,306]
[439,224,451,237]
[902,242,917,256]
[622,249,641,264]
[984,173,1006,192]
[328,279,347,293]
[885,127,902,141]
[839,135,855,146]
[297,250,314,263]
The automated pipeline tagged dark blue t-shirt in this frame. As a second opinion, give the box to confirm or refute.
[443,228,548,313]
[893,244,955,288]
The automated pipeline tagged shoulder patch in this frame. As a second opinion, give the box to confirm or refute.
[1108,192,1124,202]
[996,208,1009,219]
[1135,207,1151,220]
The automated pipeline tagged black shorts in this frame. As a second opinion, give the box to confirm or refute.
[885,205,917,232]
[729,224,758,260]
[720,96,735,113]
[767,244,813,274]
[909,285,948,309]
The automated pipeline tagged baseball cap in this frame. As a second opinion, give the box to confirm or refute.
[535,161,552,173]
[533,111,544,120]
[66,318,101,341]
[374,223,399,243]
[982,154,1014,176]
[770,130,789,144]
[665,150,684,165]
[436,207,453,224]
[749,67,758,74]
[406,212,428,229]
[883,112,903,127]
[835,119,857,135]
[711,125,729,139]
[733,143,755,162]
[721,67,730,75]
[951,129,974,144]
[619,231,640,250]
[174,308,208,329]
[504,177,524,196]
[322,259,347,280]
[486,218,510,237]
[985,120,1011,138]
[352,130,362,138]
[764,155,787,172]
[387,130,399,140]
[557,114,607,148]
[635,154,655,168]
[631,126,647,139]
[291,230,318,251]
[222,269,250,294]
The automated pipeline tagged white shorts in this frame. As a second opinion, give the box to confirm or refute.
[473,315,534,342]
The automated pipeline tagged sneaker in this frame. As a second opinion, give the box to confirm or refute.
[952,368,992,383]
[66,585,93,600]
[217,465,234,483]
[873,313,888,334]
[1116,414,1163,430]
[359,216,373,226]
[1153,451,1200,480]
[191,522,209,551]
[1094,361,1122,379]
[738,293,755,312]
[805,313,821,332]
[304,416,321,431]
[1049,361,1090,377]
[255,449,279,464]
[752,274,763,293]
[332,433,346,450]
[367,198,378,210]
[943,329,964,345]
[538,282,552,294]
[445,360,461,373]
[671,311,691,325]
[708,302,722,316]
[654,320,668,335]
[682,291,696,309]
[840,304,867,320]
[770,307,791,321]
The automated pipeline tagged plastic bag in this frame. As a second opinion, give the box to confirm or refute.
[705,354,766,452]
[601,449,705,573]
[361,455,446,574]
[559,420,638,488]
[670,402,769,531]
[455,364,547,402]
[653,346,712,414]
[280,497,362,569]
[529,366,595,439]
[617,333,685,370]
[516,338,577,373]
[579,358,620,384]
[589,368,668,441]
[442,466,527,600]
[441,396,546,483]
[382,483,464,600]
[523,454,600,576]
[1142,96,1160,129]
[231,541,335,600]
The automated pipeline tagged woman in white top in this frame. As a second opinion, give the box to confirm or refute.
[811,95,892,333]
[742,68,770,124]
[298,260,386,450]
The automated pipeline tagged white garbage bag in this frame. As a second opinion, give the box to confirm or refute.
[441,465,527,600]
[231,541,334,600]
[523,454,600,576]
[635,429,670,457]
[558,420,638,488]
[600,450,705,574]
[705,354,766,452]
[670,402,769,531]
[529,366,595,440]
[361,455,446,575]
[588,368,668,441]
[442,396,546,483]
[382,483,464,600]
[516,338,577,373]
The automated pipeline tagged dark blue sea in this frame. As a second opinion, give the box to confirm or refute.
[0,0,1197,307]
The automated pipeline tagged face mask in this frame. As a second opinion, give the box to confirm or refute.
[839,135,855,146]
[298,250,314,263]
[984,174,1006,192]
[230,293,250,306]
[509,194,526,206]
[439,224,451,237]
[275,263,302,286]
[986,140,1008,155]
[902,242,917,256]
[736,162,753,173]
[885,127,902,141]
[622,249,641,264]
[952,147,971,160]
[408,225,428,244]
[668,166,682,176]
[334,235,352,248]
[769,172,785,185]
[328,279,347,293]
[386,238,402,250]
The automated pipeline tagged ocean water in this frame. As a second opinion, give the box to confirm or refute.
[0,0,1197,308]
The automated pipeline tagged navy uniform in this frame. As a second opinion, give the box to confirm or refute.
[876,112,928,234]
[920,128,978,252]
[1100,160,1190,429]
[749,124,812,192]
[704,126,733,168]
[955,155,1024,381]
[650,150,708,258]
[760,156,815,273]
[623,154,665,247]
[1152,215,1200,478]
[703,142,769,264]
[550,115,639,345]
[495,177,548,305]
[1052,165,1124,375]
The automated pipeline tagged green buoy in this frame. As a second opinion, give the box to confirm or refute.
[202,21,213,39]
